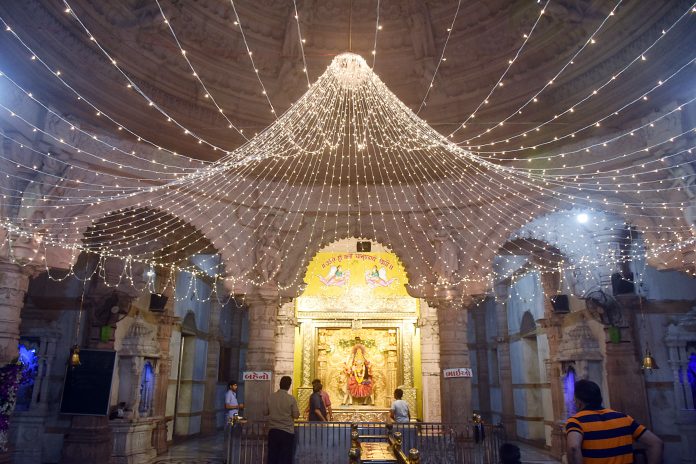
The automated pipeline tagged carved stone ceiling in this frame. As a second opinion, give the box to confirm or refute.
[0,0,694,163]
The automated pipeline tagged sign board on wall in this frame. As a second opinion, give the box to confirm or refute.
[242,371,272,381]
[443,368,473,379]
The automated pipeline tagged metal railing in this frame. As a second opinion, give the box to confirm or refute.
[226,420,505,464]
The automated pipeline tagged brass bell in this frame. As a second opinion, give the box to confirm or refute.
[69,345,81,367]
[641,349,658,371]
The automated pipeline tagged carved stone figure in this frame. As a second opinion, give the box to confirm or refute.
[426,221,459,281]
[404,0,435,60]
[255,234,281,281]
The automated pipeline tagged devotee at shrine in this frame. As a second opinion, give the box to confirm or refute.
[308,380,328,422]
[389,388,410,423]
[265,376,300,464]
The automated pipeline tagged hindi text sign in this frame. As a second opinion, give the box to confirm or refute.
[242,371,272,381]
[443,368,473,379]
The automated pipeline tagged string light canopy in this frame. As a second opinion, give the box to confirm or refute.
[0,1,695,301]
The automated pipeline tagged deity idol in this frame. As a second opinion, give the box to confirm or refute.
[342,337,373,405]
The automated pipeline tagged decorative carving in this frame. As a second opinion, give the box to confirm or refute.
[254,233,282,282]
[403,325,413,387]
[302,321,313,387]
[120,315,159,358]
[331,409,390,423]
[297,297,417,314]
[557,320,602,361]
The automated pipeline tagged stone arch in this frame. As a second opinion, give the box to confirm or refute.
[493,208,638,296]
[520,310,537,337]
[42,197,230,272]
[181,311,197,335]
[67,205,229,283]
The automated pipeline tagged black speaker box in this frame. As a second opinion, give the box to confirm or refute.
[149,294,169,311]
[550,294,570,313]
[611,272,635,295]
[357,241,371,252]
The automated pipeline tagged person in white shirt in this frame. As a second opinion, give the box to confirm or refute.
[225,381,243,419]
[390,388,410,423]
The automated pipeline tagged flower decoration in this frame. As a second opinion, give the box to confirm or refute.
[0,360,23,452]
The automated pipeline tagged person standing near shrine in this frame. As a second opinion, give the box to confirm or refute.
[308,380,328,422]
[565,379,663,464]
[225,381,243,419]
[320,383,333,421]
[389,388,410,423]
[305,379,332,421]
[265,376,300,464]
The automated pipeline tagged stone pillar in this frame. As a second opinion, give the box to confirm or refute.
[494,283,516,438]
[152,281,177,454]
[61,257,140,464]
[201,300,222,434]
[472,305,491,420]
[540,271,566,459]
[418,301,441,422]
[606,295,649,426]
[0,261,34,364]
[274,301,296,380]
[9,326,60,464]
[229,305,245,383]
[243,284,280,421]
[436,292,472,427]
[59,290,123,464]
[666,307,696,464]
[0,257,38,464]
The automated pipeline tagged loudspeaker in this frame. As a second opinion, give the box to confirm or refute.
[149,294,169,311]
[550,294,570,313]
[611,272,635,295]
[357,241,371,252]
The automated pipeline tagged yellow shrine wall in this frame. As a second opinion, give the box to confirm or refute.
[293,250,421,420]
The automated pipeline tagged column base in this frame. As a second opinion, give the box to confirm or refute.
[200,410,218,435]
[60,416,113,464]
[151,419,168,455]
[111,419,157,464]
[244,378,275,421]
[0,446,15,464]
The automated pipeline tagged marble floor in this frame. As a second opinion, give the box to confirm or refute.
[152,434,225,464]
[151,432,561,464]
[515,442,562,463]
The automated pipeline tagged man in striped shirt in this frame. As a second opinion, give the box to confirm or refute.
[566,379,663,464]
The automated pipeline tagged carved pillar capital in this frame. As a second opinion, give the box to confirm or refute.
[0,260,34,364]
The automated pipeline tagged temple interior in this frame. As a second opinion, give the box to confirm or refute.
[0,1,695,463]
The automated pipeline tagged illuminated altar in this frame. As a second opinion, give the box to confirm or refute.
[293,248,421,422]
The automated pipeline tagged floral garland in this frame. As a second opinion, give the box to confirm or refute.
[0,361,22,452]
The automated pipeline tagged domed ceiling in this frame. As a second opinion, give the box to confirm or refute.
[0,0,693,162]
[1,0,695,293]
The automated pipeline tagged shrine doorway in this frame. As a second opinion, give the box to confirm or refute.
[292,240,422,422]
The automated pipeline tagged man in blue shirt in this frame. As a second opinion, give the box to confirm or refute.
[225,381,243,419]
[308,380,327,421]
